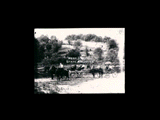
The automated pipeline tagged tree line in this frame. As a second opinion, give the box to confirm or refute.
[66,34,118,49]
[34,34,121,68]
[65,34,119,62]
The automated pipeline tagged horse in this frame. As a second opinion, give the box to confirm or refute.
[68,65,77,71]
[44,66,50,73]
[89,67,104,78]
[77,65,85,71]
[49,65,57,79]
[55,68,70,81]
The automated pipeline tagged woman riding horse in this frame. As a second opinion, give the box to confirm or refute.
[55,63,69,81]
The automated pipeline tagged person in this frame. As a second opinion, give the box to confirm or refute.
[57,63,64,78]
[97,65,100,69]
[59,63,63,68]
[105,64,112,71]
[91,65,95,69]
[82,64,85,68]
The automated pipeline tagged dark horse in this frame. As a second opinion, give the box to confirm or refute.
[49,65,57,79]
[77,65,85,71]
[44,66,50,73]
[55,68,70,81]
[68,65,77,71]
[89,67,103,78]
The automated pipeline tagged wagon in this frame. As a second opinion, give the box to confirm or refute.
[69,70,85,78]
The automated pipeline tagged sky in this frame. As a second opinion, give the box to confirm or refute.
[34,28,124,42]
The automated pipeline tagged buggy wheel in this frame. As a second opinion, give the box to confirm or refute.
[104,73,110,78]
[79,72,84,78]
[70,73,75,78]
[104,72,110,78]
[110,69,117,78]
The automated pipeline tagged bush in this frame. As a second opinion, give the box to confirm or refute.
[66,49,81,57]
[74,41,82,47]
[106,49,118,63]
[74,40,82,50]
[68,40,71,45]
[85,46,89,56]
[94,47,103,60]
[108,39,118,49]
[57,57,67,64]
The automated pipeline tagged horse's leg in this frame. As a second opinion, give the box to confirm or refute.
[92,73,95,78]
[57,76,60,81]
[101,72,103,77]
[52,74,53,79]
[51,72,53,79]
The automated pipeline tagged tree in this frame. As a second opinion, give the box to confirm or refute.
[94,47,103,60]
[85,46,89,56]
[74,40,82,50]
[50,35,57,41]
[108,39,118,49]
[103,36,111,43]
[106,49,118,62]
[38,35,50,44]
[84,34,96,41]
[66,49,81,57]
[36,35,62,67]
[46,43,52,51]
[95,36,103,42]
[68,39,71,45]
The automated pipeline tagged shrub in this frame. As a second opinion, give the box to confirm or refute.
[74,41,82,48]
[108,39,118,49]
[66,49,81,57]
[94,47,103,60]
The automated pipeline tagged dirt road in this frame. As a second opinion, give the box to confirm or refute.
[57,72,125,93]
[35,72,125,94]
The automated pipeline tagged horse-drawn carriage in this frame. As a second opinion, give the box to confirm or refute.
[46,60,119,81]
[68,64,87,78]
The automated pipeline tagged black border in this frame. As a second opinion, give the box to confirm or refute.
[32,26,128,102]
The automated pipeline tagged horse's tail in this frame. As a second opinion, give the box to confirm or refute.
[68,70,71,78]
[49,65,53,71]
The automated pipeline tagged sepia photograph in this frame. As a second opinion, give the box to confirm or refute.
[34,28,125,94]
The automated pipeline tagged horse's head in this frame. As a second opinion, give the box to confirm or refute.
[49,65,57,72]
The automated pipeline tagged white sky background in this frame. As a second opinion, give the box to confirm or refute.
[34,28,125,71]
[34,28,124,42]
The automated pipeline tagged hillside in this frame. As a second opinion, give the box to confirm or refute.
[61,39,109,58]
